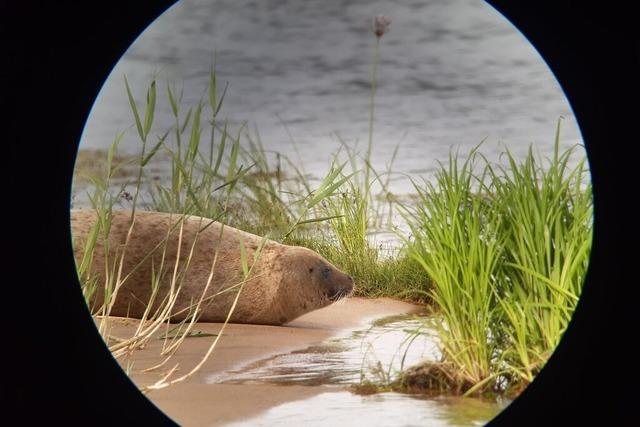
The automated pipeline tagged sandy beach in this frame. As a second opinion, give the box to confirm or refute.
[104,297,425,426]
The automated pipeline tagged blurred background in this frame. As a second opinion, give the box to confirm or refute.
[78,0,584,195]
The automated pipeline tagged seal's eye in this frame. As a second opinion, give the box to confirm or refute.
[309,267,314,273]
[322,266,331,279]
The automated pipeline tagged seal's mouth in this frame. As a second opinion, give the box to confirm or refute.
[328,289,351,302]
[327,276,354,302]
[329,289,351,302]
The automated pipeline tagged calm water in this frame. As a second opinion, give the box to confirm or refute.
[209,315,506,427]
[227,392,502,427]
[208,315,442,385]
[79,0,585,196]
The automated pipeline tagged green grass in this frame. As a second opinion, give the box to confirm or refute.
[401,120,592,396]
[402,147,503,393]
[147,116,429,301]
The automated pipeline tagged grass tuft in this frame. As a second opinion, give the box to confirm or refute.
[402,122,592,395]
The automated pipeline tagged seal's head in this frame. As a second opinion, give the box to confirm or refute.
[269,246,354,324]
[304,253,354,303]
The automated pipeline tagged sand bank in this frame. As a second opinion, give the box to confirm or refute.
[104,297,423,426]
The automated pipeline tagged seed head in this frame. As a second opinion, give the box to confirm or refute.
[372,15,391,38]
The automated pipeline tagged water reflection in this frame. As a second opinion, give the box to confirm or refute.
[210,315,506,427]
[208,315,441,386]
[227,391,504,427]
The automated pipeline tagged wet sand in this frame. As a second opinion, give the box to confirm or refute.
[106,297,424,426]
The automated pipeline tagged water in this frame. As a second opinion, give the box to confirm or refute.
[227,392,503,427]
[78,0,585,196]
[209,315,505,426]
[209,315,441,385]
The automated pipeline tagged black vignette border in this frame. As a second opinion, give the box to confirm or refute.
[483,1,637,426]
[3,0,637,425]
[4,1,179,425]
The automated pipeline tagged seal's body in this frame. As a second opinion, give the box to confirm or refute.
[71,210,353,325]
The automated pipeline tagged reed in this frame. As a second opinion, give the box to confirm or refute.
[487,121,592,386]
[73,67,353,389]
[401,122,592,395]
[402,147,502,392]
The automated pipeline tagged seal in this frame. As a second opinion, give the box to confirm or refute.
[70,209,354,325]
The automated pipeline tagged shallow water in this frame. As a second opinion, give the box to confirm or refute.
[227,391,503,427]
[209,315,506,426]
[209,315,440,386]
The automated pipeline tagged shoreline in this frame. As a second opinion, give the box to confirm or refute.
[104,297,424,426]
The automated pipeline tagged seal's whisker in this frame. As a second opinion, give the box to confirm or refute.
[334,289,349,304]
